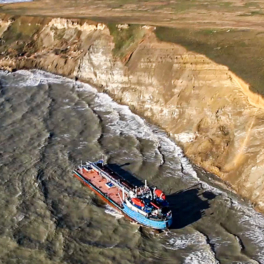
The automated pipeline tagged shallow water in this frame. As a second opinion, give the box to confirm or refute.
[0,70,264,264]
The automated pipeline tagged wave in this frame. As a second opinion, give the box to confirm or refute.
[2,69,264,263]
[104,204,123,219]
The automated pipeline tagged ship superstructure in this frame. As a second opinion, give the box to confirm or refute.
[73,160,172,230]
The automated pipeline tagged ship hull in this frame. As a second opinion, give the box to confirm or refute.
[123,203,172,230]
[73,170,172,230]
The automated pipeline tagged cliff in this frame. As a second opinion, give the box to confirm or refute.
[1,15,264,211]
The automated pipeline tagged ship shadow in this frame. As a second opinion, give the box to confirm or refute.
[166,185,216,229]
[106,163,144,187]
[106,164,216,229]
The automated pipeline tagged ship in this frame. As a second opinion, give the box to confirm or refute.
[73,160,173,230]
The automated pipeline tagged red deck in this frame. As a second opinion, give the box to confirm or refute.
[76,168,125,207]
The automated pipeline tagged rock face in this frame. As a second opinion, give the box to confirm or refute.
[1,15,264,211]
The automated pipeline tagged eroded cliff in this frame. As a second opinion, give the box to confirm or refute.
[1,15,264,210]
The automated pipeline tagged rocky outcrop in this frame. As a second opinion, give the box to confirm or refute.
[1,15,264,211]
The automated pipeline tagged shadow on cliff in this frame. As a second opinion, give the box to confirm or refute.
[107,163,216,229]
[166,185,216,229]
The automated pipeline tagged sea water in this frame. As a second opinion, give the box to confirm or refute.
[0,70,263,264]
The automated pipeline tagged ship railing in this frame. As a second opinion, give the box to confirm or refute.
[87,162,130,193]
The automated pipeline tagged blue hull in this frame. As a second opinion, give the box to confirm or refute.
[122,203,172,230]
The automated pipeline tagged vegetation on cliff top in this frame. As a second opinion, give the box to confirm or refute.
[1,14,264,98]
[0,17,44,56]
[108,23,145,61]
[155,27,264,96]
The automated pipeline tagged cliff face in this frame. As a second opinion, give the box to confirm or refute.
[1,16,264,210]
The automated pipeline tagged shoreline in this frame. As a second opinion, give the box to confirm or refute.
[1,15,264,213]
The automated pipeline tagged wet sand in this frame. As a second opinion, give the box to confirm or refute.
[0,70,264,264]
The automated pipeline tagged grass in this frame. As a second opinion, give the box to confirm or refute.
[108,23,145,59]
[0,17,42,56]
[2,17,40,43]
[244,2,261,8]
[155,27,264,96]
[239,10,264,16]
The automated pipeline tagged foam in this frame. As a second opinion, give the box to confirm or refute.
[164,232,208,250]
[75,81,98,93]
[164,232,219,264]
[0,70,40,87]
[183,250,219,264]
[231,200,264,262]
[104,204,123,219]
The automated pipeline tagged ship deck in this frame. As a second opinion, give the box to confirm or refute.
[76,168,125,207]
